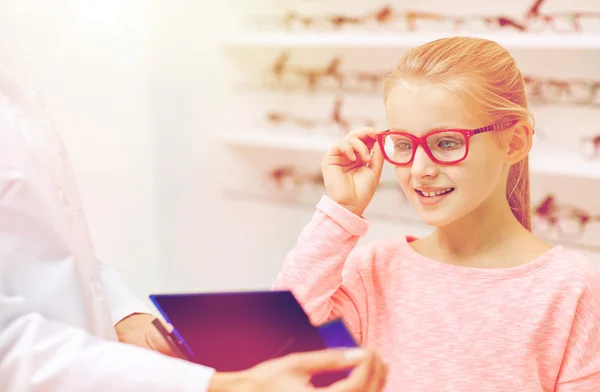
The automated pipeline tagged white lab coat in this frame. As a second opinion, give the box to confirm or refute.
[0,68,215,391]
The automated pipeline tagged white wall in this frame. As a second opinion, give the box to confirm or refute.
[0,0,161,300]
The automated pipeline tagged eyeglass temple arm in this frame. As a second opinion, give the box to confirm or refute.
[472,121,519,135]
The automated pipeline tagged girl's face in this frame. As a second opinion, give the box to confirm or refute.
[384,83,511,227]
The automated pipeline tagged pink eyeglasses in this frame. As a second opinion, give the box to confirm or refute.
[375,121,517,166]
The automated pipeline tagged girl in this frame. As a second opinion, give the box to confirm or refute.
[272,37,600,391]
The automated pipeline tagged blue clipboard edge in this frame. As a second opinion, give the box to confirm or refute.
[317,318,360,348]
[149,294,196,360]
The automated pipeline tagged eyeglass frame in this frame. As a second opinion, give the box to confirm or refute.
[534,209,600,240]
[533,194,600,241]
[375,121,518,166]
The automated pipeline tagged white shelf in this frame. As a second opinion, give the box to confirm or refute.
[221,131,600,180]
[529,152,600,180]
[220,32,600,50]
[220,131,333,153]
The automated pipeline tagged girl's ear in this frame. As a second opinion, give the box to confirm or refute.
[504,121,533,165]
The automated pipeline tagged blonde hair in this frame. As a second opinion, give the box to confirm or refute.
[384,36,534,231]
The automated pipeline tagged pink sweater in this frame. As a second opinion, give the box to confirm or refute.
[272,195,600,391]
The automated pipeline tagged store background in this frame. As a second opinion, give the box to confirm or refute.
[1,0,599,302]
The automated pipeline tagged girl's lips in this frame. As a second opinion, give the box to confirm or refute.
[415,188,454,206]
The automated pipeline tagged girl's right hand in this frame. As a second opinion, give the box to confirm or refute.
[321,128,385,217]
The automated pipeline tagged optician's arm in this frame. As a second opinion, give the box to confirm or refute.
[0,103,215,391]
[0,313,216,392]
[100,265,155,325]
[0,211,216,392]
[98,264,178,356]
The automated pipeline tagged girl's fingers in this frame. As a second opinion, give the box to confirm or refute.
[348,137,371,163]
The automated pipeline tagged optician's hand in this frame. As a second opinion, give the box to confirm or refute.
[208,348,389,392]
[115,313,178,358]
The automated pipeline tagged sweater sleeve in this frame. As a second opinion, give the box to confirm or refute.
[556,269,600,391]
[271,195,372,344]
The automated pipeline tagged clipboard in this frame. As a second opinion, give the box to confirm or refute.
[149,290,359,386]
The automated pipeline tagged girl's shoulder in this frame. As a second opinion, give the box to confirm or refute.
[545,246,600,292]
[345,235,413,271]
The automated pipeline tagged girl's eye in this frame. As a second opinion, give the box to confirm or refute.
[395,141,412,150]
[438,139,460,149]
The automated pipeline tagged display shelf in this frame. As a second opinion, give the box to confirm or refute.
[220,130,334,153]
[529,151,600,180]
[220,32,600,50]
[222,190,600,252]
[220,130,600,180]
[222,189,426,225]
